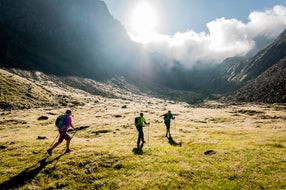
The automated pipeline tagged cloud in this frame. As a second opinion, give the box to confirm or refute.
[247,5,286,38]
[129,5,286,67]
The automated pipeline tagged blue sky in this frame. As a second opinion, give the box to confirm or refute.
[103,0,286,66]
[103,0,286,34]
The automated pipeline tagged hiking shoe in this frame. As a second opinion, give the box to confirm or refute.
[47,149,52,156]
[65,149,71,153]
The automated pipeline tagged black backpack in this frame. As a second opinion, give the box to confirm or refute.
[164,113,169,120]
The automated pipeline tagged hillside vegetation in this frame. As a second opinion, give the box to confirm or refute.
[0,68,205,111]
[0,69,57,109]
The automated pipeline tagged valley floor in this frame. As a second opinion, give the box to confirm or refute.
[1,97,286,189]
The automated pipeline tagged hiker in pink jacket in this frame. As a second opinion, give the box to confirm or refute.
[47,110,76,156]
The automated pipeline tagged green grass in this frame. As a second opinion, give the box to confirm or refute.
[1,102,286,189]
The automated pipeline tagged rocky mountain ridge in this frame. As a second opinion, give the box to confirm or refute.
[230,57,286,103]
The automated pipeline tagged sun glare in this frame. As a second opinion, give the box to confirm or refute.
[130,2,158,35]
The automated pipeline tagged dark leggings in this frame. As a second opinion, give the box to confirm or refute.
[136,125,144,146]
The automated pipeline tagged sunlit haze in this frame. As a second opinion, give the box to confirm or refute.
[104,0,286,67]
[130,2,157,35]
[127,1,160,43]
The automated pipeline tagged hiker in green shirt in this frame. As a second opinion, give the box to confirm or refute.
[163,110,175,138]
[135,113,150,148]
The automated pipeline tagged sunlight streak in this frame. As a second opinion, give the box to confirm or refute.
[129,1,158,42]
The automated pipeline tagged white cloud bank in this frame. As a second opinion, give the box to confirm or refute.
[129,5,286,67]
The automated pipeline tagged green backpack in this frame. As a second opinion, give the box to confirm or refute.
[55,114,67,128]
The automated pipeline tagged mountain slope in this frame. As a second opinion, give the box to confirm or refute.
[0,0,143,79]
[0,68,205,110]
[230,57,286,103]
[0,69,57,109]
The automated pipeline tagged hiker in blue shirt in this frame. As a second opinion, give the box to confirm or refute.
[135,113,150,148]
[163,110,175,138]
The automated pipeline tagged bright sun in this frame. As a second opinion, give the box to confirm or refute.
[130,2,158,35]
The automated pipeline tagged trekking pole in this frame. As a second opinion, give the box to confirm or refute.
[129,132,137,146]
[71,128,77,138]
[148,123,150,147]
[33,133,59,154]
[48,133,59,148]
[124,128,137,148]
[174,120,176,136]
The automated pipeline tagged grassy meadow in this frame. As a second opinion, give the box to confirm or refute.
[1,93,286,189]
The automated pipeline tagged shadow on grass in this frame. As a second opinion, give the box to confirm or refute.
[132,147,144,155]
[0,153,65,189]
[132,143,146,155]
[168,136,182,147]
